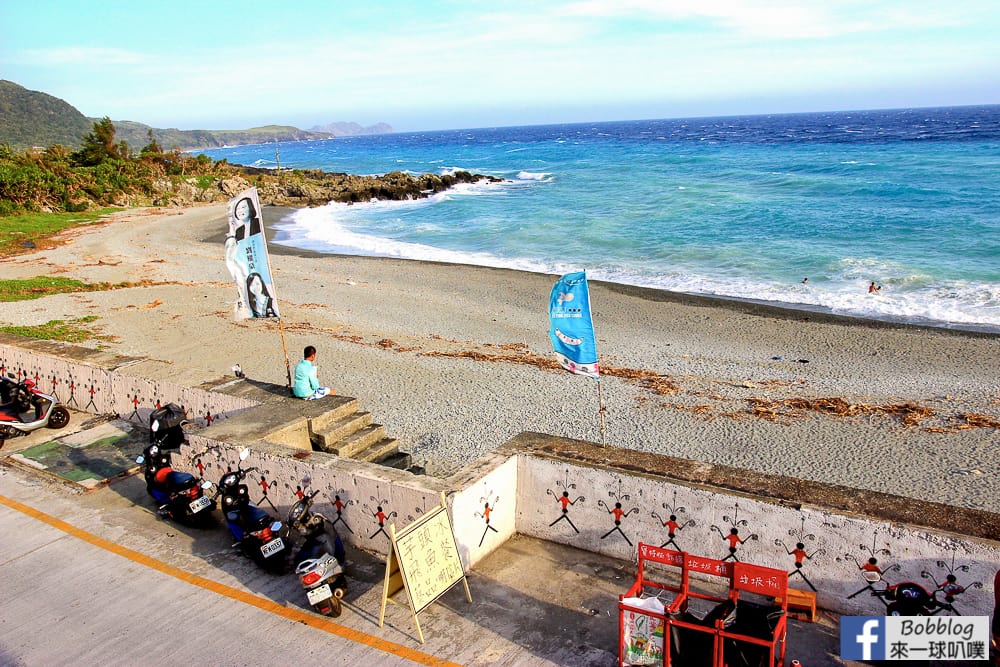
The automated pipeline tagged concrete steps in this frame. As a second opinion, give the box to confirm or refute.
[306,400,417,472]
[309,411,373,451]
[205,378,418,472]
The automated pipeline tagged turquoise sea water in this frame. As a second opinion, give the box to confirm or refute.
[198,106,1000,332]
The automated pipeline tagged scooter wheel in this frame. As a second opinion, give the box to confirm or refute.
[317,597,342,617]
[47,406,70,430]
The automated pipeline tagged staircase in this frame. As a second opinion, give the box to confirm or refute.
[202,377,418,473]
[306,397,413,470]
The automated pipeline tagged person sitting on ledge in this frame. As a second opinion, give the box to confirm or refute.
[293,345,332,400]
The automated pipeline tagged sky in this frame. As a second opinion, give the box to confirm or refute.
[2,0,999,133]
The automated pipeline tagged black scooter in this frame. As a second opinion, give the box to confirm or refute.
[135,404,215,527]
[213,448,291,574]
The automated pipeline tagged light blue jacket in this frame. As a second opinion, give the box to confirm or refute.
[292,359,319,398]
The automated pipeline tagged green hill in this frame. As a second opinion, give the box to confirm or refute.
[0,80,93,151]
[0,80,334,152]
[111,120,334,152]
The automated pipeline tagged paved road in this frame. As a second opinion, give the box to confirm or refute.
[0,462,873,667]
[0,468,460,666]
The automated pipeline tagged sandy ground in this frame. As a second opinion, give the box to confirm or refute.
[2,204,998,513]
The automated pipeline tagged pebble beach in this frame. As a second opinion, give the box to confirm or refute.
[2,204,998,513]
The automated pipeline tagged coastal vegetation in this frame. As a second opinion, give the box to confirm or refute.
[0,316,100,343]
[1,116,499,229]
[0,209,118,256]
[0,277,143,301]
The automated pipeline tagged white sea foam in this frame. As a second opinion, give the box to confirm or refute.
[516,171,552,181]
[274,201,1000,330]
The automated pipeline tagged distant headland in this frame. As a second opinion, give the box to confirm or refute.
[0,79,393,152]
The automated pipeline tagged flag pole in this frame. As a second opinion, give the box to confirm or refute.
[278,317,292,394]
[596,377,607,447]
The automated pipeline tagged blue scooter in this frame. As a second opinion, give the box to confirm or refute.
[213,448,291,574]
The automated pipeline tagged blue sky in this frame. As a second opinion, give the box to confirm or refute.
[2,0,998,132]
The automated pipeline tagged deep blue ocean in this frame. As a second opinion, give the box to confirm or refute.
[197,106,1000,332]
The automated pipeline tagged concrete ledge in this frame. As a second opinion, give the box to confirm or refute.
[501,431,1000,543]
[200,390,357,444]
[0,332,136,369]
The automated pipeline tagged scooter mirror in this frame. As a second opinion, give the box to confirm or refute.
[270,520,283,532]
[863,570,882,583]
[201,480,213,490]
[151,419,160,433]
[135,455,145,464]
[239,447,251,461]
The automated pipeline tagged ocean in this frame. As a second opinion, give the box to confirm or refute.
[197,106,1000,333]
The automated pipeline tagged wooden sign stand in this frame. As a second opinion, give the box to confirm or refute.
[379,492,472,644]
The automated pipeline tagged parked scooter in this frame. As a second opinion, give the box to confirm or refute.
[0,373,70,448]
[861,569,961,616]
[213,448,291,573]
[287,489,347,616]
[135,404,215,527]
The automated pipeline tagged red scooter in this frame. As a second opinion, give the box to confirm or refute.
[0,373,70,448]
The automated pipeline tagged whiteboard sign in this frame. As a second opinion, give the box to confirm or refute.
[394,504,465,613]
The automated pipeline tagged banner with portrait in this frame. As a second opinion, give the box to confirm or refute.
[225,187,281,319]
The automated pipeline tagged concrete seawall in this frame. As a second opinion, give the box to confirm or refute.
[3,334,997,617]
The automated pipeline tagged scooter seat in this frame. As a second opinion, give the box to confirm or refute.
[240,504,271,528]
[0,403,23,420]
[165,471,196,488]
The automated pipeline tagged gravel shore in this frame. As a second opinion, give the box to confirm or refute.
[3,204,998,512]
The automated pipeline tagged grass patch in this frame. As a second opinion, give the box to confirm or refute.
[0,276,143,302]
[0,208,119,257]
[0,316,100,343]
[0,276,92,301]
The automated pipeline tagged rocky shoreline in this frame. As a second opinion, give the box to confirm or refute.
[153,167,504,209]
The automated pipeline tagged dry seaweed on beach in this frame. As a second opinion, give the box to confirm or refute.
[745,396,935,427]
[603,366,682,396]
[926,412,1000,433]
[420,348,562,371]
[956,412,1000,429]
[673,404,716,421]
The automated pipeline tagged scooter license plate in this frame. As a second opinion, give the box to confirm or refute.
[261,537,284,558]
[307,584,333,605]
[189,496,212,513]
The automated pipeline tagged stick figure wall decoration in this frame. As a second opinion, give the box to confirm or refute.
[846,532,899,600]
[710,502,758,561]
[651,490,695,550]
[85,383,98,411]
[476,491,500,547]
[547,470,585,533]
[365,487,396,541]
[598,479,638,546]
[921,552,983,610]
[327,487,354,534]
[775,514,826,591]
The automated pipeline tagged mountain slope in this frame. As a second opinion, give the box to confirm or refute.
[0,80,338,152]
[0,80,93,150]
